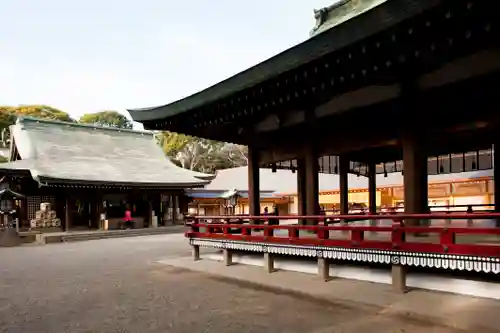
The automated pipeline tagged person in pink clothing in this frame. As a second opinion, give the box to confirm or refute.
[123,205,134,229]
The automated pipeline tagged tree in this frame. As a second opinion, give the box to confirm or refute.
[219,143,248,168]
[0,106,16,148]
[156,131,191,157]
[0,105,74,148]
[14,105,74,122]
[156,131,249,172]
[173,138,226,173]
[79,110,133,129]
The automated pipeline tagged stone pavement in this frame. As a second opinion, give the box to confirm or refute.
[0,233,497,332]
[159,256,500,332]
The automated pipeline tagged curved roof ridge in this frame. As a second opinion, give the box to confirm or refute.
[17,116,152,137]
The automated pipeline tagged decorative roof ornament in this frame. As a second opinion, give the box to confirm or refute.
[310,0,388,38]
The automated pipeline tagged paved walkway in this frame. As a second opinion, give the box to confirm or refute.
[159,256,500,332]
[1,233,498,332]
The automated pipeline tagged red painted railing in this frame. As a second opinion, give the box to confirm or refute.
[186,213,500,257]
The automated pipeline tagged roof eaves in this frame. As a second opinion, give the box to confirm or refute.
[36,176,209,189]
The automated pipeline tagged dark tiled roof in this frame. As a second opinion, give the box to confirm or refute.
[0,117,213,188]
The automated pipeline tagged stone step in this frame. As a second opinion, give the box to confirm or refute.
[48,227,184,243]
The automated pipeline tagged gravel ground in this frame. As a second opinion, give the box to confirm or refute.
[0,234,468,333]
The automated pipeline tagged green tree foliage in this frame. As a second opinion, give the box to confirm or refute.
[0,105,74,147]
[79,111,133,129]
[156,131,190,156]
[0,106,17,143]
[14,105,74,122]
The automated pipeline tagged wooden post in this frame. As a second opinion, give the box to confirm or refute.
[368,162,377,214]
[223,249,233,266]
[248,146,260,217]
[264,253,275,273]
[192,245,200,261]
[148,196,153,228]
[172,195,178,225]
[368,162,377,227]
[391,264,407,293]
[65,198,71,232]
[304,146,319,225]
[339,155,349,216]
[495,142,500,227]
[402,134,428,227]
[297,158,306,225]
[318,258,330,281]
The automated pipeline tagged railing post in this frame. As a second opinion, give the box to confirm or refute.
[288,226,299,239]
[317,225,329,240]
[351,229,364,245]
[241,226,251,236]
[391,219,405,247]
[440,227,456,250]
[264,225,273,237]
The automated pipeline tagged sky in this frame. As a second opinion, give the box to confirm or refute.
[0,0,335,122]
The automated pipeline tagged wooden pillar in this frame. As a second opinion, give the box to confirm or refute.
[223,249,233,266]
[21,197,28,229]
[90,193,101,229]
[179,194,189,215]
[402,134,428,224]
[304,146,319,224]
[64,197,71,231]
[368,162,377,227]
[263,253,275,273]
[339,155,349,216]
[318,258,329,281]
[296,158,306,225]
[401,74,427,224]
[148,197,153,228]
[392,264,407,293]
[494,143,500,226]
[248,146,260,217]
[192,244,200,261]
[172,195,178,224]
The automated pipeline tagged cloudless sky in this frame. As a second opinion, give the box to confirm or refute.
[0,0,336,120]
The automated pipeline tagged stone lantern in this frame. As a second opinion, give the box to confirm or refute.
[0,187,25,247]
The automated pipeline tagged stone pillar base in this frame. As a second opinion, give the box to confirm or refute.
[264,253,275,273]
[318,258,330,281]
[192,245,200,261]
[223,249,233,266]
[391,265,407,293]
[35,233,46,245]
